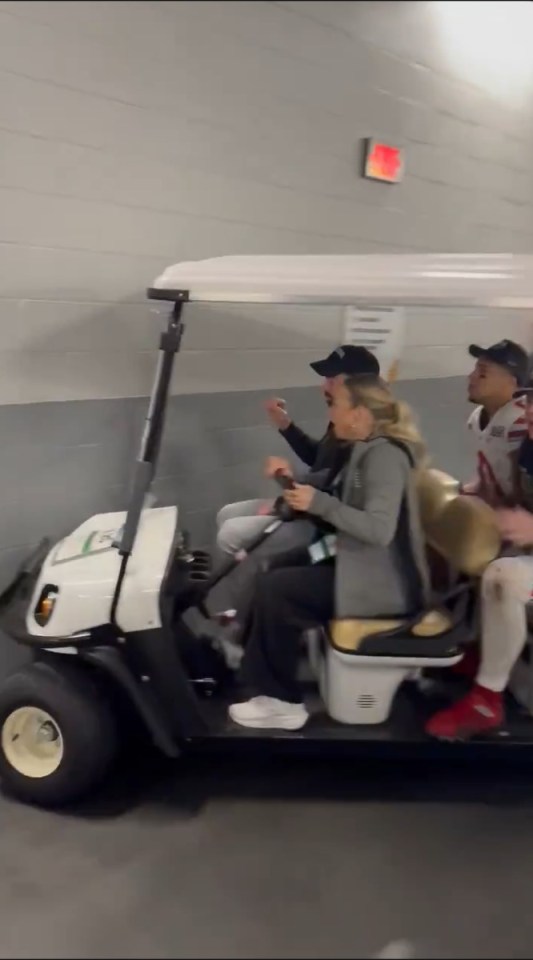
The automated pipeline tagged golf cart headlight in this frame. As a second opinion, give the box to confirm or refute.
[34,585,58,626]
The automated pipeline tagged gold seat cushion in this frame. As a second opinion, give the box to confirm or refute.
[417,469,501,577]
[417,469,459,529]
[330,609,453,653]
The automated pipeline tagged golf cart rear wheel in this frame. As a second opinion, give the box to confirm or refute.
[0,661,118,806]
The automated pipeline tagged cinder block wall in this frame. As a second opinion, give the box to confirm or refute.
[0,0,532,671]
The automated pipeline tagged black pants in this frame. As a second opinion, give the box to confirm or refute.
[240,564,335,704]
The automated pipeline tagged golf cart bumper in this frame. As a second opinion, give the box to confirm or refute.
[0,540,53,646]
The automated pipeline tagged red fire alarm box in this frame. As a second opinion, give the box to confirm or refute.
[363,139,404,183]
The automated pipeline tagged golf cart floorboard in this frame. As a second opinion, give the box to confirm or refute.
[195,682,533,758]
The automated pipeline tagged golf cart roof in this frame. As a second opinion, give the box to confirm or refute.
[148,253,533,308]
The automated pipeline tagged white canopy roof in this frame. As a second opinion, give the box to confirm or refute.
[149,254,533,308]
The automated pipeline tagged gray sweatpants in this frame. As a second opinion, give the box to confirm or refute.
[216,499,273,555]
[208,515,317,624]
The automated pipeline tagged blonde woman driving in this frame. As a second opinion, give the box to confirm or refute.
[229,374,430,731]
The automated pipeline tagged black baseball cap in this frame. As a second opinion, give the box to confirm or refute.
[469,339,529,386]
[514,364,533,398]
[310,344,380,378]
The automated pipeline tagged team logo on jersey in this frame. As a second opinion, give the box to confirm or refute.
[490,425,505,438]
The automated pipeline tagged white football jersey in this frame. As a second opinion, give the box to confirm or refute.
[467,398,527,500]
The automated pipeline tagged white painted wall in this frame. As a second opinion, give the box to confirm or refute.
[0,0,532,403]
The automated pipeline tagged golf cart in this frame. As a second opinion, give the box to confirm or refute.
[1,252,533,807]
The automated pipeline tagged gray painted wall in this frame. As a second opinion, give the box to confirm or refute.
[0,374,473,580]
[0,1,533,672]
[0,0,532,403]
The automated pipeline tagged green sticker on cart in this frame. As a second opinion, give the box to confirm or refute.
[51,526,123,565]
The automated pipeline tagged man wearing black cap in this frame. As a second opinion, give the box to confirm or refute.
[427,375,533,741]
[463,339,530,505]
[216,345,379,556]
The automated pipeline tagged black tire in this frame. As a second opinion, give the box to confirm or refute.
[0,660,118,807]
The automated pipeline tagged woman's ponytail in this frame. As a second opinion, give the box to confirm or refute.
[345,375,429,468]
[382,399,428,468]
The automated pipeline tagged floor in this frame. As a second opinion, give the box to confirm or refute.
[2,750,533,959]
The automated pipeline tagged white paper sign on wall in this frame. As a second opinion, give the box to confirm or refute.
[342,305,406,382]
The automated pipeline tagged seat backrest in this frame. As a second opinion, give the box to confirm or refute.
[417,469,459,530]
[416,469,501,577]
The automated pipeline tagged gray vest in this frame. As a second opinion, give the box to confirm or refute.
[332,438,430,619]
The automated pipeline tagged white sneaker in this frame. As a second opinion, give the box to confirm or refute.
[229,696,309,731]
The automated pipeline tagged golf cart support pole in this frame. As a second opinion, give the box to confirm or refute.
[117,297,187,560]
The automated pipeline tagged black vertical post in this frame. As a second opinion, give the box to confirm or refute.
[117,299,186,559]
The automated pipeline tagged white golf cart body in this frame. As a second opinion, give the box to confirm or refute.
[15,253,533,777]
[31,507,178,639]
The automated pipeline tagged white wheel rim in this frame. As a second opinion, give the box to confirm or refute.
[2,707,63,779]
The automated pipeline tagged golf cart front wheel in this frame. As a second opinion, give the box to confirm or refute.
[0,661,118,806]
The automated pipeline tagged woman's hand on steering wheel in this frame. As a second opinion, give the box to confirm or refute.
[283,484,315,513]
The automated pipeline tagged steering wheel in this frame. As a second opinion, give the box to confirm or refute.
[272,469,298,521]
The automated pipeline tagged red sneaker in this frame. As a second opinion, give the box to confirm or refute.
[426,685,503,740]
